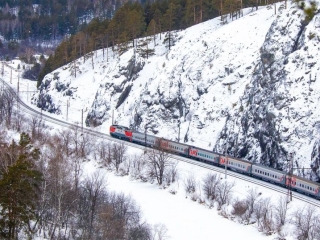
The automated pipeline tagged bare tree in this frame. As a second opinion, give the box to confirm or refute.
[274,195,289,230]
[128,222,152,240]
[145,147,173,185]
[202,173,221,202]
[93,140,103,161]
[70,125,82,157]
[111,142,127,173]
[57,129,72,157]
[232,198,248,220]
[80,170,107,239]
[312,217,320,240]
[78,132,92,158]
[25,47,35,63]
[0,86,15,127]
[29,115,45,141]
[164,160,179,186]
[292,205,317,240]
[96,193,143,239]
[130,153,147,180]
[245,188,261,219]
[13,110,25,132]
[46,145,75,239]
[253,197,275,234]
[216,181,235,208]
[119,156,131,176]
[184,173,196,195]
[0,138,19,175]
[152,223,170,240]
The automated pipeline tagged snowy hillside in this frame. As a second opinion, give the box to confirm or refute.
[33,2,320,178]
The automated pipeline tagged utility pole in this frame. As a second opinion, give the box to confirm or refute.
[112,109,114,125]
[287,152,293,202]
[145,125,147,147]
[66,99,69,121]
[225,157,228,179]
[17,73,19,94]
[16,73,20,112]
[224,143,228,179]
[81,109,84,133]
[178,119,181,143]
[40,94,43,119]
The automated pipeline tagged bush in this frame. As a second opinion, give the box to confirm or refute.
[22,63,41,80]
[8,41,19,52]
[232,198,248,217]
[184,174,196,195]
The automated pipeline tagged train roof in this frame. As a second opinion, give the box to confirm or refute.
[292,174,320,186]
[111,125,130,130]
[253,163,286,175]
[225,155,253,164]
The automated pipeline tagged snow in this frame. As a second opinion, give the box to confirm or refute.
[1,2,320,239]
[82,145,311,240]
[32,5,278,149]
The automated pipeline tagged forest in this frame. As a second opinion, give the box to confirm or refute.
[0,0,123,41]
[37,0,261,86]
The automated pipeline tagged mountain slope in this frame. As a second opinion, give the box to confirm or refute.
[33,2,320,179]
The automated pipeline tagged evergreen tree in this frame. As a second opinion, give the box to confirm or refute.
[162,2,177,50]
[0,133,42,239]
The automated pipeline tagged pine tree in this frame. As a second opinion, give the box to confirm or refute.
[0,133,42,239]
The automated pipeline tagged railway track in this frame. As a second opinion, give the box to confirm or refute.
[1,77,320,208]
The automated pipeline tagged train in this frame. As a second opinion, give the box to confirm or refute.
[110,124,320,199]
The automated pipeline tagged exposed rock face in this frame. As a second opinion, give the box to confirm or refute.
[34,5,320,180]
[85,53,145,127]
[32,78,61,114]
[214,5,320,178]
[32,71,79,114]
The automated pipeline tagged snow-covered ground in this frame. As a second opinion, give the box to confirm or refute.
[2,2,320,239]
[83,145,312,240]
[1,51,317,240]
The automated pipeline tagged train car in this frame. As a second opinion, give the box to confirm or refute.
[131,131,159,147]
[109,125,320,200]
[219,156,252,174]
[251,164,286,185]
[189,146,219,165]
[287,175,320,199]
[159,138,189,157]
[109,125,130,139]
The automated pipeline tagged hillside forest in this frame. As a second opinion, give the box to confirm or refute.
[36,0,267,86]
